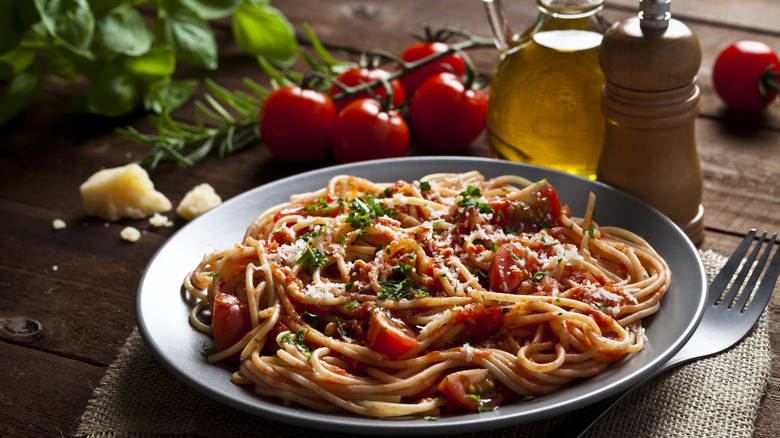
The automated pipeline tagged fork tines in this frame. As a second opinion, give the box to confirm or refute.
[711,229,780,313]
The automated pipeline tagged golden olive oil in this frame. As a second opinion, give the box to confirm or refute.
[487,29,605,179]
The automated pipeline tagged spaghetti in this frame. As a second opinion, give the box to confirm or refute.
[184,171,670,417]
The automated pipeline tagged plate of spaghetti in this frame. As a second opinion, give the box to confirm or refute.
[136,157,706,435]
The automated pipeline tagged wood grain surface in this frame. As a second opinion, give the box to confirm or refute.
[1,1,778,436]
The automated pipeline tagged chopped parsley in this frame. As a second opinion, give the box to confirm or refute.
[302,311,320,325]
[280,329,311,360]
[465,394,498,412]
[593,301,606,308]
[346,196,397,230]
[296,247,328,274]
[378,260,429,301]
[530,272,546,282]
[420,180,431,191]
[456,185,494,215]
[207,271,219,277]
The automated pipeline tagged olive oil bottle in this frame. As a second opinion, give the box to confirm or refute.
[484,0,608,179]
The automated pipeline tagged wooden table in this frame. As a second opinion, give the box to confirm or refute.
[2,0,779,436]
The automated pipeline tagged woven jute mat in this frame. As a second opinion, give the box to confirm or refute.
[75,250,771,438]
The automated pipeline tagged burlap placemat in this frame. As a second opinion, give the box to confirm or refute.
[75,250,771,438]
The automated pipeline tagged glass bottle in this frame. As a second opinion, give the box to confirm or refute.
[485,0,608,179]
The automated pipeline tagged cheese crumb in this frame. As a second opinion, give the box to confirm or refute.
[177,183,222,220]
[79,163,172,221]
[52,219,67,230]
[149,213,174,228]
[120,226,142,242]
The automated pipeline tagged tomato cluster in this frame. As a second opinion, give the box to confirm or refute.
[258,41,487,164]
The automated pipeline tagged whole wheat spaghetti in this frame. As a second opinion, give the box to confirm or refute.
[184,171,670,417]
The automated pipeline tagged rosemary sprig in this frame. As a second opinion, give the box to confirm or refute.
[118,77,265,168]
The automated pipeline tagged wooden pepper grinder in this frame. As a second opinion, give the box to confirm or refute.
[597,0,705,245]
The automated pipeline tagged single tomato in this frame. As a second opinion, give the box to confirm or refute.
[712,40,780,112]
[212,293,252,361]
[365,307,420,358]
[329,67,405,111]
[399,41,466,97]
[409,72,487,153]
[331,98,409,164]
[488,243,535,293]
[504,179,563,230]
[438,368,512,411]
[258,86,336,161]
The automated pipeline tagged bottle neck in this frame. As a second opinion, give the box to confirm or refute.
[537,0,605,18]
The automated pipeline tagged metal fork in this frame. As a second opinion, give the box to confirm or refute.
[556,229,780,438]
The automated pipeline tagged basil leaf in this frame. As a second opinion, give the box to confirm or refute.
[123,45,175,85]
[0,70,42,125]
[44,45,77,82]
[0,47,37,79]
[232,2,297,67]
[144,78,199,114]
[33,0,95,56]
[178,0,242,20]
[157,6,218,70]
[87,65,138,117]
[86,0,124,17]
[98,4,153,56]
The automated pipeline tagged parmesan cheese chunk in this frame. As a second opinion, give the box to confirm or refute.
[52,219,67,230]
[80,163,172,221]
[120,226,141,242]
[177,183,222,220]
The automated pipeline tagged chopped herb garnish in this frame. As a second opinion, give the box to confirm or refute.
[456,185,494,215]
[420,181,431,191]
[593,301,605,308]
[302,311,320,325]
[628,325,640,334]
[502,307,510,316]
[530,272,546,282]
[338,234,346,245]
[424,416,439,421]
[280,329,312,360]
[201,342,217,356]
[296,247,328,274]
[378,260,429,301]
[465,394,498,412]
[346,299,360,309]
[345,282,355,292]
[207,271,219,277]
[490,241,499,252]
[346,196,397,230]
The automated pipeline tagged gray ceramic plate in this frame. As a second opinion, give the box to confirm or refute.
[136,157,706,435]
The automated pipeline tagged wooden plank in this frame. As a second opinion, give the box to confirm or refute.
[0,341,106,437]
[608,0,780,36]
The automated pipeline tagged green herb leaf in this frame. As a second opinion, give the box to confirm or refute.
[144,78,200,114]
[0,69,42,125]
[179,0,242,20]
[157,5,218,70]
[296,247,328,274]
[232,2,298,68]
[87,65,138,117]
[123,45,176,85]
[420,181,431,191]
[34,0,95,57]
[98,4,153,56]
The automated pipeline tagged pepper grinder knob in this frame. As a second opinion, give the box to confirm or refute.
[597,0,705,245]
